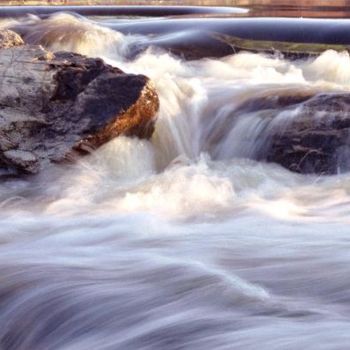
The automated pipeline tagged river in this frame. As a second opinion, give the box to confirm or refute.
[1,4,350,350]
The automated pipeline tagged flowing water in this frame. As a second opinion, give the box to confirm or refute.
[2,8,350,350]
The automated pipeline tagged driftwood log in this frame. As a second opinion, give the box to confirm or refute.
[0,30,159,175]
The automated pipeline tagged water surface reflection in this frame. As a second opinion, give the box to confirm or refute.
[1,0,350,18]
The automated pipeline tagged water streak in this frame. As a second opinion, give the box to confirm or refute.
[1,13,350,350]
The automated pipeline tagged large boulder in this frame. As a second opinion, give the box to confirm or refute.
[0,30,159,175]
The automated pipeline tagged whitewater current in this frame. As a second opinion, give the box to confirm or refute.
[1,13,350,350]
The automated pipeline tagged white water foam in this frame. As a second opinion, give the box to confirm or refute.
[1,13,350,350]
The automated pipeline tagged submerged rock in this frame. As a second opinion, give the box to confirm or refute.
[0,30,159,175]
[266,94,350,174]
[234,92,350,175]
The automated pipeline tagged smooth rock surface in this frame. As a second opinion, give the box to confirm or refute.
[0,31,159,175]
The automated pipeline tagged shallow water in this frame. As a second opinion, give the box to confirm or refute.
[1,8,350,350]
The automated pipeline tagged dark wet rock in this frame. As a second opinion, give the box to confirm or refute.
[235,93,350,175]
[0,31,159,175]
[265,94,350,174]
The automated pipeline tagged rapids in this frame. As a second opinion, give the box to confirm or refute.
[1,11,350,350]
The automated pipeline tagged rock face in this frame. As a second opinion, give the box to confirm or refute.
[0,31,159,175]
[234,92,350,175]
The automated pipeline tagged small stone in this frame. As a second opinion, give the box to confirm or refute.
[36,51,55,61]
[3,150,39,174]
[0,30,24,49]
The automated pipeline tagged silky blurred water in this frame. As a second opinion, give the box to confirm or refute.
[1,11,350,350]
[1,1,350,18]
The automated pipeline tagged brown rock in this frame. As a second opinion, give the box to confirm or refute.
[0,29,24,49]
